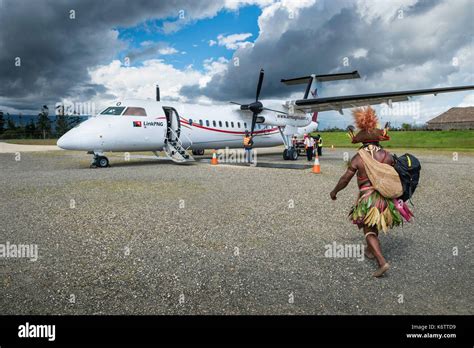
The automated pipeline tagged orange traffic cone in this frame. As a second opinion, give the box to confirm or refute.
[312,155,321,174]
[211,150,218,165]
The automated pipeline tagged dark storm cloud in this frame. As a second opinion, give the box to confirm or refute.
[0,0,225,112]
[182,0,473,102]
[127,42,178,62]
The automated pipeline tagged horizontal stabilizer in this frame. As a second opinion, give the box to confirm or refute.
[315,70,360,82]
[281,76,312,86]
[281,71,360,85]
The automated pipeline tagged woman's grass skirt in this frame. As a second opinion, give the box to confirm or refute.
[349,185,413,233]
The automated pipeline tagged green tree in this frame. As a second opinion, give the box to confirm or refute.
[55,103,71,137]
[6,114,16,130]
[25,119,37,138]
[401,123,412,131]
[0,111,4,134]
[37,105,52,139]
[55,115,70,137]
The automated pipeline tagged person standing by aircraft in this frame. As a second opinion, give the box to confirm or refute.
[330,106,413,277]
[303,134,315,161]
[316,134,323,156]
[243,130,254,163]
[292,135,298,147]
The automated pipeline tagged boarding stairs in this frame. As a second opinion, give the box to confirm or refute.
[163,128,194,163]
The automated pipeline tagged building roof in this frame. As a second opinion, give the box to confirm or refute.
[427,107,474,124]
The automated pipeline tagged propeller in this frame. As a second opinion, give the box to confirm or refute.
[230,69,288,136]
[247,69,264,136]
[230,69,264,137]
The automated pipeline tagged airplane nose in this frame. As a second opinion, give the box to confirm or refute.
[57,132,72,149]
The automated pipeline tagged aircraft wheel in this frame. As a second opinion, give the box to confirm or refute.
[283,149,290,160]
[192,149,205,156]
[290,148,298,161]
[97,156,109,168]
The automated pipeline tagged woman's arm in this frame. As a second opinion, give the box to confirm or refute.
[330,155,358,200]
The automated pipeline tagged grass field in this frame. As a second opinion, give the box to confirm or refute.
[312,130,474,151]
[3,139,59,145]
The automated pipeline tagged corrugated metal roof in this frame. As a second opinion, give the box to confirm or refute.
[427,107,474,124]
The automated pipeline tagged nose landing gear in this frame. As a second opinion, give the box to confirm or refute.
[90,152,110,168]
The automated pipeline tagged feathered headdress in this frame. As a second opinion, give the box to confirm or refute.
[347,106,390,144]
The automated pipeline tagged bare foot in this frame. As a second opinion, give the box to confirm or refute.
[373,263,390,277]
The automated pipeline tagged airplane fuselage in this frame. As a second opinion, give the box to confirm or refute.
[57,99,315,153]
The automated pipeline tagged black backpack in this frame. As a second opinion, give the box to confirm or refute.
[393,153,421,202]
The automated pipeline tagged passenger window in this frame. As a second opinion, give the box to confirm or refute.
[225,121,229,128]
[199,120,203,126]
[123,107,147,116]
[231,122,234,128]
[189,119,193,126]
[237,122,241,128]
[244,122,248,129]
[219,121,222,127]
[213,120,216,127]
[206,120,210,127]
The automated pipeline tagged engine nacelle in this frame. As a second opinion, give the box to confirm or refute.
[259,110,311,128]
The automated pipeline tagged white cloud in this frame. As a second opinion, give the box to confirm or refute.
[353,48,368,59]
[356,0,419,24]
[88,56,229,106]
[215,33,253,50]
[140,40,154,47]
[223,0,274,10]
[200,57,229,87]
[209,39,217,46]
[160,1,274,34]
[157,47,179,55]
[458,93,474,107]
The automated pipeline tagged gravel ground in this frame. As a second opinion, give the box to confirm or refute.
[0,148,472,315]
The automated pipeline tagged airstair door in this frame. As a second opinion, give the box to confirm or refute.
[162,107,193,163]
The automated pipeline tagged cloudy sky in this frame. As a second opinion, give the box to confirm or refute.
[0,0,473,128]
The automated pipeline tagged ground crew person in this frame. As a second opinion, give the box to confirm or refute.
[243,130,254,163]
[303,134,315,161]
[316,134,323,156]
[292,135,298,147]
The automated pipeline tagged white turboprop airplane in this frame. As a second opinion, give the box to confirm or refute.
[57,70,473,167]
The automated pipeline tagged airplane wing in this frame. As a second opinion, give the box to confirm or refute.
[290,85,474,114]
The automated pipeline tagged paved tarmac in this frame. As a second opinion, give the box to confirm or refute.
[0,148,472,314]
[0,141,61,153]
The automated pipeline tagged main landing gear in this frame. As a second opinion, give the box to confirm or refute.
[192,149,205,156]
[283,147,298,161]
[90,152,110,168]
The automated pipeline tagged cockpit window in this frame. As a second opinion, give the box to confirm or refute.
[100,107,125,115]
[123,107,147,116]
